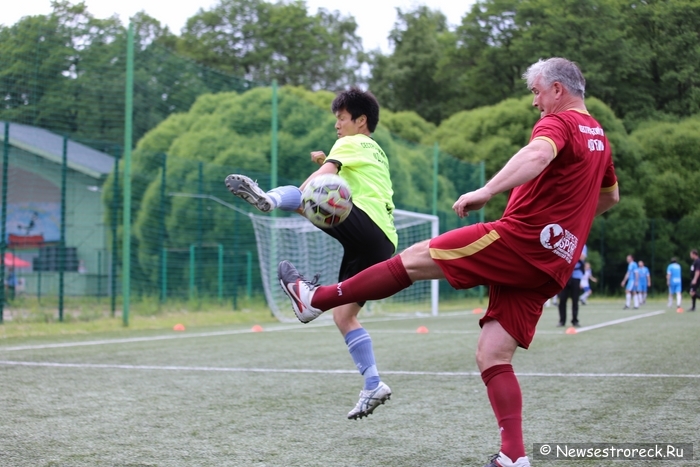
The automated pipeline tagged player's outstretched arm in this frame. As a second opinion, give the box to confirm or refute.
[453,139,554,218]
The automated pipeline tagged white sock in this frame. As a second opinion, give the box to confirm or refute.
[677,293,682,307]
[626,293,631,306]
[267,185,302,211]
[633,294,639,308]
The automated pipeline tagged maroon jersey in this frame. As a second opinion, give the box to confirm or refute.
[496,109,617,287]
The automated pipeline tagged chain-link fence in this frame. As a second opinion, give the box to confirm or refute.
[0,23,484,323]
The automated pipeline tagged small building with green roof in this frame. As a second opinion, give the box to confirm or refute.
[1,121,115,297]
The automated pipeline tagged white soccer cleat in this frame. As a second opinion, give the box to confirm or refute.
[484,452,531,467]
[278,260,323,323]
[225,174,274,212]
[347,381,392,420]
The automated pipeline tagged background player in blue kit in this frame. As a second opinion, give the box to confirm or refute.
[636,260,650,305]
[621,254,639,309]
[667,257,682,309]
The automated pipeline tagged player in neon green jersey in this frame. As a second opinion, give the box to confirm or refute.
[226,87,396,420]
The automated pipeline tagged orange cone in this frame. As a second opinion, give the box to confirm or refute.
[251,324,264,332]
[416,326,429,333]
[565,326,577,334]
[676,307,684,313]
[173,323,185,331]
[472,308,483,314]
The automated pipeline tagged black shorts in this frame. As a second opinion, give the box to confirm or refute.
[322,205,395,306]
[691,284,699,294]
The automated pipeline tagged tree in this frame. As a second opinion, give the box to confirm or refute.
[433,0,699,128]
[0,4,74,130]
[438,0,528,112]
[177,0,364,89]
[369,6,458,124]
[630,117,700,220]
[0,1,259,152]
[622,0,700,123]
[380,111,436,144]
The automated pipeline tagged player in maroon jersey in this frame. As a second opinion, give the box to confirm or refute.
[279,57,620,467]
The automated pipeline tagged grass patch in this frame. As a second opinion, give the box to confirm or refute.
[0,295,277,339]
[0,299,697,466]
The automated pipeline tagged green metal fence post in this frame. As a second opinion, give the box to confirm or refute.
[600,219,605,293]
[159,153,167,302]
[189,244,195,301]
[271,80,278,190]
[161,247,167,302]
[479,160,485,223]
[121,22,135,326]
[97,250,102,300]
[478,160,486,303]
[197,162,203,296]
[269,81,279,316]
[111,155,119,316]
[59,136,68,321]
[0,122,9,322]
[246,251,252,299]
[432,143,438,217]
[650,218,655,291]
[218,244,223,304]
[232,209,238,310]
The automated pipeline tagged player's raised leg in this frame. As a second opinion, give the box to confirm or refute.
[225,174,274,212]
[225,174,302,213]
[278,261,323,323]
[279,240,444,319]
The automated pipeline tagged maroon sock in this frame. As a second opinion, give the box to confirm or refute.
[481,364,526,461]
[311,255,413,310]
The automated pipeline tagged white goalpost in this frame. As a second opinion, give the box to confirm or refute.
[250,209,440,323]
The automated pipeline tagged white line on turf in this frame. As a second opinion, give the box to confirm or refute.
[0,360,697,378]
[573,310,665,333]
[0,312,479,352]
[0,326,298,352]
[0,308,667,352]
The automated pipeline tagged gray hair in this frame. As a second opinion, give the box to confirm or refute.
[522,58,586,98]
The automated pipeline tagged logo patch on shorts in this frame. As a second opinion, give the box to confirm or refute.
[540,224,578,264]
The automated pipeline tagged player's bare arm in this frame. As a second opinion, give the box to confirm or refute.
[452,139,554,217]
[595,186,620,216]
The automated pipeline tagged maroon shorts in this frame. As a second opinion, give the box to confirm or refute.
[429,222,561,348]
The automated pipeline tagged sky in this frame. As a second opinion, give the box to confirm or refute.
[2,0,477,53]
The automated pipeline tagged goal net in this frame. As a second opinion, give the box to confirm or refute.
[250,209,439,323]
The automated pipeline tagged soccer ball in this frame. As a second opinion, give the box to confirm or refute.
[301,174,353,228]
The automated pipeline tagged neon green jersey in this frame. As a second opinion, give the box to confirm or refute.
[326,134,397,249]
